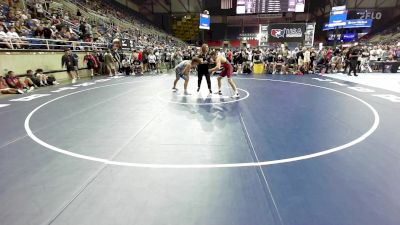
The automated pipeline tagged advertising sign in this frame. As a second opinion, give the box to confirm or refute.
[323,19,373,30]
[267,23,306,43]
[345,19,373,28]
[259,25,269,46]
[199,14,210,30]
[304,23,315,46]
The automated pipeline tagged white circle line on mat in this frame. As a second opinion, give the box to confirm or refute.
[157,88,250,105]
[24,77,380,168]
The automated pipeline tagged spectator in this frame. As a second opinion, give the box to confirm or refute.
[83,50,98,78]
[0,75,23,94]
[121,55,132,75]
[61,48,78,83]
[148,51,156,73]
[104,49,116,77]
[0,25,11,49]
[7,26,24,49]
[35,69,59,85]
[5,71,35,92]
[26,69,42,87]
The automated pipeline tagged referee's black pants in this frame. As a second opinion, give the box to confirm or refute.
[198,69,211,90]
[348,60,358,76]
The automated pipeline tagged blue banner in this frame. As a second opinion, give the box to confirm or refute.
[199,14,210,30]
[345,19,373,28]
[323,19,373,30]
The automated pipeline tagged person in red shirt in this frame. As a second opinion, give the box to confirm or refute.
[138,49,143,61]
[5,71,35,92]
[0,75,23,94]
[83,51,98,78]
[227,49,233,63]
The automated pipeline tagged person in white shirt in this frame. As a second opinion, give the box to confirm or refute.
[7,27,24,49]
[303,47,311,72]
[154,50,162,73]
[148,52,156,73]
[121,57,132,76]
[0,26,12,49]
[369,46,378,61]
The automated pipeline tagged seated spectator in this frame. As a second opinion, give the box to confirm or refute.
[35,69,59,85]
[121,55,132,75]
[26,69,42,87]
[286,55,297,75]
[34,25,52,39]
[0,25,11,48]
[0,75,23,94]
[13,21,29,37]
[273,55,285,75]
[5,71,34,92]
[7,26,26,49]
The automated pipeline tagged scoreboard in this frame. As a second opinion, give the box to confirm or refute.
[236,0,305,14]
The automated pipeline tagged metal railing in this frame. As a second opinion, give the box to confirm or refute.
[0,37,109,51]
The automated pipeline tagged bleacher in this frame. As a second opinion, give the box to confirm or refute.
[0,0,186,50]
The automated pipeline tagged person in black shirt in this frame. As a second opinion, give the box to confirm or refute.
[61,48,78,83]
[286,55,297,75]
[197,44,212,94]
[348,47,360,76]
[273,55,285,74]
[342,48,350,74]
[265,50,275,74]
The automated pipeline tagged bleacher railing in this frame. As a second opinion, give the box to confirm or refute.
[0,37,109,51]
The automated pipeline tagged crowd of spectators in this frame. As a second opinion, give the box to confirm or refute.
[0,0,185,49]
[227,42,400,76]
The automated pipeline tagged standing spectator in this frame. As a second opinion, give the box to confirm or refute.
[227,49,233,63]
[83,51,98,78]
[96,49,105,75]
[154,49,162,74]
[303,47,311,73]
[165,50,172,70]
[148,51,156,73]
[142,48,149,73]
[104,49,116,77]
[71,50,80,79]
[61,48,78,83]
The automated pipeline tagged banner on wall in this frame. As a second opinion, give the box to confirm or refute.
[258,25,269,46]
[304,23,316,46]
[267,23,306,43]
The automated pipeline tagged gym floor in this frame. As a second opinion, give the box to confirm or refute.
[0,74,399,225]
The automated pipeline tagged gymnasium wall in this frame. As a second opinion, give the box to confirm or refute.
[0,51,91,81]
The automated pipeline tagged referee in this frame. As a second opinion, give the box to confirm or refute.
[197,44,212,94]
[348,46,360,77]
